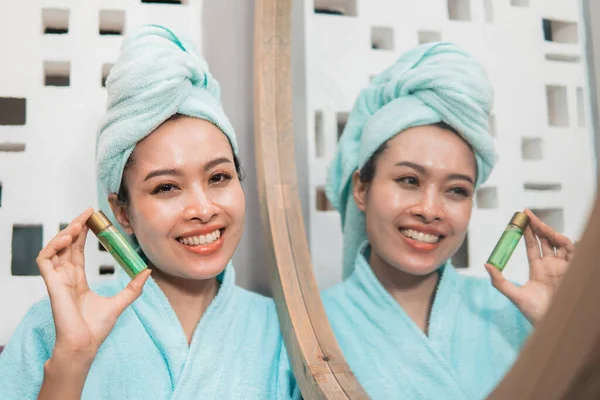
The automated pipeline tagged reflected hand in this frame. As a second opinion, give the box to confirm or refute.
[36,208,152,359]
[485,209,575,326]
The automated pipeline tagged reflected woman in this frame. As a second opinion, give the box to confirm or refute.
[322,42,576,399]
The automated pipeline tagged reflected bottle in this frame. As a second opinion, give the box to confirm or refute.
[487,212,530,271]
[86,210,148,279]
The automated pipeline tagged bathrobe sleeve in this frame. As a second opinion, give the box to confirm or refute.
[0,299,55,400]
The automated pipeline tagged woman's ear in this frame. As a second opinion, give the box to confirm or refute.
[108,194,134,235]
[352,170,368,212]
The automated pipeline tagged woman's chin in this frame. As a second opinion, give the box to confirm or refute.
[181,261,228,280]
[153,258,229,282]
[398,265,439,276]
[392,255,446,276]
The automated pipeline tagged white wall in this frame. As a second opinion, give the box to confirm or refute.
[0,0,266,345]
[304,0,598,289]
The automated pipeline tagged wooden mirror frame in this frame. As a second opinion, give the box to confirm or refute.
[253,0,600,398]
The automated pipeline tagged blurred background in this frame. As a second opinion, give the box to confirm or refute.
[0,0,598,347]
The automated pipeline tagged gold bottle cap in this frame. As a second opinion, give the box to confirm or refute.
[86,210,113,235]
[510,211,530,230]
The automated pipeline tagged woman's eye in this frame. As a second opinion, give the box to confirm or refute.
[209,173,232,184]
[396,176,419,186]
[449,187,470,197]
[151,183,177,195]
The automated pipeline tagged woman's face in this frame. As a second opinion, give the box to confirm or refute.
[353,125,476,276]
[111,116,245,280]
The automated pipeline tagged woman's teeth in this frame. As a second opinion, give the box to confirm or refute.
[178,230,221,246]
[400,229,441,244]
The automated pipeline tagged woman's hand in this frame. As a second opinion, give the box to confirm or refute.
[37,208,151,400]
[485,209,576,326]
[37,208,152,357]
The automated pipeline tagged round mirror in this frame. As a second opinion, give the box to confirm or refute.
[254,0,600,398]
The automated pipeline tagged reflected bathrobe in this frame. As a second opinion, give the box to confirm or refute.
[322,243,533,400]
[0,263,297,400]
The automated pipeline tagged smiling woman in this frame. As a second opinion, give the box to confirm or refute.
[0,25,298,400]
[317,42,577,399]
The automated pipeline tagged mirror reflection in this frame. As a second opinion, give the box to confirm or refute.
[296,0,597,398]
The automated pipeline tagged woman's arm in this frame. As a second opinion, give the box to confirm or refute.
[38,350,94,400]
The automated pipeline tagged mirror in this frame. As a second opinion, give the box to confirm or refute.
[254,0,600,398]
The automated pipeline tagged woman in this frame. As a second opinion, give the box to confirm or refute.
[322,42,575,399]
[0,25,296,400]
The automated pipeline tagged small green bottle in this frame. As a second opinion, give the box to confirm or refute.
[86,210,148,279]
[487,212,530,271]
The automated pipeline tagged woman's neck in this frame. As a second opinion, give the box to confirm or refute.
[369,252,441,335]
[150,267,219,345]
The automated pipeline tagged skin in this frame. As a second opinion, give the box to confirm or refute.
[353,125,575,334]
[36,117,245,399]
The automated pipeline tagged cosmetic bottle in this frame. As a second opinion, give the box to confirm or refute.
[487,212,530,271]
[87,210,148,279]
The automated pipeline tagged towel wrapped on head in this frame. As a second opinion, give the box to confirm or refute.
[325,42,496,278]
[95,24,238,236]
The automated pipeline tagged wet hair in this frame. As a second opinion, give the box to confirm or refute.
[358,122,463,184]
[115,114,244,208]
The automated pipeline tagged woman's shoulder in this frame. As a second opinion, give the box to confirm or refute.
[232,284,276,306]
[321,280,348,302]
[319,279,356,318]
[230,285,280,322]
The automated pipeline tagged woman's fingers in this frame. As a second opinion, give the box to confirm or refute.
[523,224,541,265]
[112,270,152,316]
[37,208,95,290]
[36,235,74,294]
[525,209,575,260]
[72,208,95,228]
[556,246,568,259]
[37,235,73,276]
[56,225,79,264]
[539,237,555,257]
[71,225,90,267]
[55,208,94,266]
